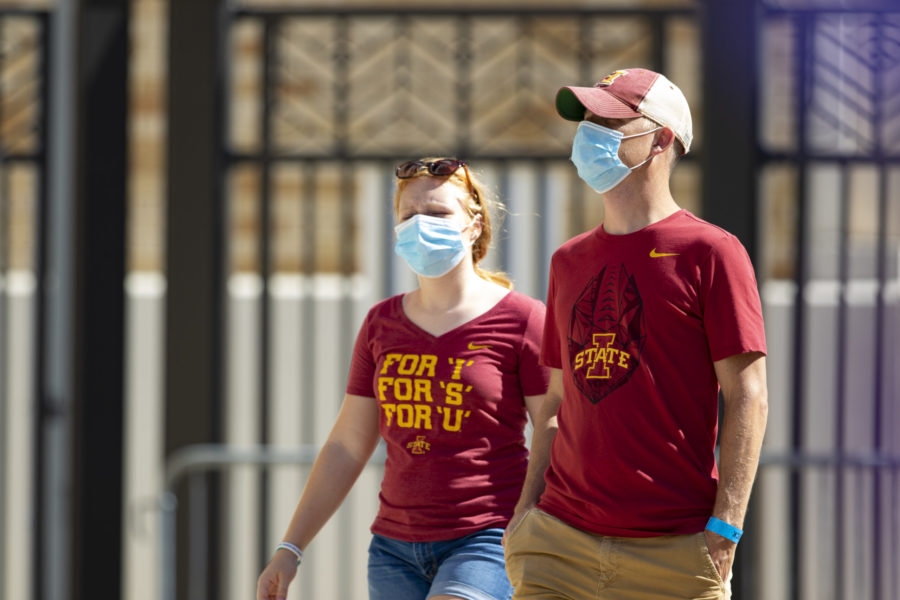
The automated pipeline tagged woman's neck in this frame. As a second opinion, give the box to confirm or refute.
[414,263,484,311]
[402,262,508,337]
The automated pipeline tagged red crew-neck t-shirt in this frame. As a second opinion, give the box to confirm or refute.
[539,209,767,537]
[347,290,549,541]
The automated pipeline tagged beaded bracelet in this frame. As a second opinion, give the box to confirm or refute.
[275,541,303,565]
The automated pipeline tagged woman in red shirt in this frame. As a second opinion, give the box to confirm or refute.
[257,158,550,600]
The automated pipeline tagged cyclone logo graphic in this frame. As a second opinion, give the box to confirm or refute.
[567,264,645,403]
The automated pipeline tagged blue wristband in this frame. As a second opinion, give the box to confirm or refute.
[705,516,743,543]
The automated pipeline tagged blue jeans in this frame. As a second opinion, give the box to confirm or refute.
[367,529,513,600]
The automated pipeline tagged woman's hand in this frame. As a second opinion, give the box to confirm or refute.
[256,551,299,600]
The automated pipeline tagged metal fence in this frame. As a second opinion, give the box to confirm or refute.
[199,6,706,600]
[150,4,900,600]
[1,2,899,600]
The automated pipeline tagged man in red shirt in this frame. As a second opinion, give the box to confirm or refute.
[503,68,768,600]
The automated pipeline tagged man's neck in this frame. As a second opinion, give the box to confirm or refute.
[600,173,680,235]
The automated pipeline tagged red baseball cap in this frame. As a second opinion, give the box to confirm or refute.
[556,68,693,153]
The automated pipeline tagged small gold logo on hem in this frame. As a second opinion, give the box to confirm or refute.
[407,436,431,454]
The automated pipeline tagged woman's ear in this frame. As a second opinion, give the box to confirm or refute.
[469,213,484,243]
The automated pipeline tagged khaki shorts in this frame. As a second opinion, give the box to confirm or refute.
[504,508,731,600]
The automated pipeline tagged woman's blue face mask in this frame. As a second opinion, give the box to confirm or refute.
[393,214,474,278]
[570,121,660,194]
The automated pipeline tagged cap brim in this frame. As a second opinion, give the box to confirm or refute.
[556,86,643,121]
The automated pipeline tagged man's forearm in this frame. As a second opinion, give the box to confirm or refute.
[713,388,768,527]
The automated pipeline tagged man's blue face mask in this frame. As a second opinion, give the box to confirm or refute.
[393,214,474,278]
[570,121,660,194]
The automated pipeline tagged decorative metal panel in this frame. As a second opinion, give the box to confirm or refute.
[228,11,699,159]
[761,10,900,157]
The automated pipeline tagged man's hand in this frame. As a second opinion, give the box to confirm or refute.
[703,529,736,582]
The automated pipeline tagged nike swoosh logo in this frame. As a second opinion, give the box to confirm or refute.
[649,248,679,258]
[468,342,491,350]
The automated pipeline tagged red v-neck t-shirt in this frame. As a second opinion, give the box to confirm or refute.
[539,209,767,537]
[346,290,550,541]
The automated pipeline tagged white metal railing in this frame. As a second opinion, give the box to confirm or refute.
[159,444,387,600]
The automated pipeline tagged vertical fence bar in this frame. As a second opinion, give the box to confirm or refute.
[699,4,761,592]
[834,163,849,600]
[872,158,887,600]
[383,161,398,298]
[650,12,665,73]
[737,490,758,600]
[167,0,227,594]
[789,11,813,600]
[338,161,355,600]
[854,465,867,594]
[33,12,50,600]
[456,14,472,158]
[497,161,510,273]
[298,160,317,600]
[212,7,229,599]
[330,15,352,592]
[571,15,592,235]
[871,17,887,600]
[159,492,177,600]
[536,161,551,299]
[0,15,7,591]
[701,0,758,252]
[40,2,75,596]
[334,15,349,158]
[871,200,886,598]
[256,14,274,573]
[300,161,317,445]
[893,470,899,598]
[188,472,208,600]
[221,9,239,594]
[73,1,130,593]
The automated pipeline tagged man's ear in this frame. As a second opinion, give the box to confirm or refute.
[652,127,676,156]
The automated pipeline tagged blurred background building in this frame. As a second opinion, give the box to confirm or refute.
[0,0,897,599]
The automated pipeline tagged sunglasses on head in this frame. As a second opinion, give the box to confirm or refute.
[395,158,480,203]
[395,158,467,179]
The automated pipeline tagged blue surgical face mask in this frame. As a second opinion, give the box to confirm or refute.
[393,214,474,278]
[570,121,660,194]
